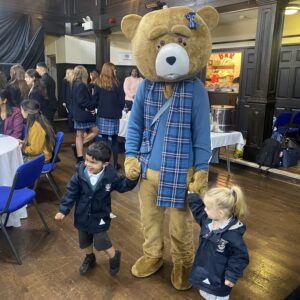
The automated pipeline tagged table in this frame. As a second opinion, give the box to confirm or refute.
[119,111,131,138]
[210,131,245,174]
[0,135,28,227]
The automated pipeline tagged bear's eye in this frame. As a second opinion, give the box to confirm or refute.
[183,41,187,47]
[160,40,165,46]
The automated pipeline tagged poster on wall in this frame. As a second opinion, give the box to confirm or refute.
[115,52,135,65]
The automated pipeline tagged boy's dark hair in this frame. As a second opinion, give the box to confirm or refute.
[36,62,48,70]
[86,141,111,162]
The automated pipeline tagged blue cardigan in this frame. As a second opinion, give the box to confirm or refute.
[59,163,138,233]
[188,193,249,297]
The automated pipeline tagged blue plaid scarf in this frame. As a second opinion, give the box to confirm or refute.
[139,79,194,208]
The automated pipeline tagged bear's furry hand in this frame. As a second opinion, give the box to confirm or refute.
[188,170,208,197]
[124,157,141,180]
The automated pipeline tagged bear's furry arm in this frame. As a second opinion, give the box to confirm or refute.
[191,79,211,171]
[125,80,146,157]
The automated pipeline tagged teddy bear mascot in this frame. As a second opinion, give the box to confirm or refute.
[121,5,219,290]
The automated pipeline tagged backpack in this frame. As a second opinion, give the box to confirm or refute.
[256,137,282,168]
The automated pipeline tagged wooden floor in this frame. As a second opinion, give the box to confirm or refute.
[0,137,299,300]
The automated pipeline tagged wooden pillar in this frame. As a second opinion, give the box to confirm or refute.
[242,0,288,162]
[95,29,111,70]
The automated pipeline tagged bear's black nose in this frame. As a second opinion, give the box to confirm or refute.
[166,56,176,65]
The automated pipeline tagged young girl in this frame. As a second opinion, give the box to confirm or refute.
[8,64,29,106]
[72,65,99,163]
[93,63,125,169]
[25,69,50,121]
[188,185,249,300]
[20,99,55,162]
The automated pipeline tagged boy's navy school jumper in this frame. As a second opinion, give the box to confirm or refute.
[59,162,138,233]
[188,193,249,297]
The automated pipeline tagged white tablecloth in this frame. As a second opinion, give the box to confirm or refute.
[0,135,28,227]
[119,111,131,138]
[211,131,245,149]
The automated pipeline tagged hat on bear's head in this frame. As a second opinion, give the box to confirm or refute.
[121,6,219,82]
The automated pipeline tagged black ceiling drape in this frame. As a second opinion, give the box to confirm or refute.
[0,12,44,72]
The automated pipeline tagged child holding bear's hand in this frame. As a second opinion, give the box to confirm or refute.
[55,141,139,276]
[187,185,249,299]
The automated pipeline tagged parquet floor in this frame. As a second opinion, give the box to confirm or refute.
[0,136,299,300]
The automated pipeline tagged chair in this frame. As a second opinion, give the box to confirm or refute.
[0,154,48,264]
[40,131,64,201]
[273,112,292,135]
[286,112,300,137]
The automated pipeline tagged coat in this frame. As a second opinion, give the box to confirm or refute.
[59,163,138,233]
[3,107,23,139]
[72,80,96,123]
[188,193,249,297]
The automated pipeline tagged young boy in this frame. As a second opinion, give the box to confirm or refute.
[55,141,139,276]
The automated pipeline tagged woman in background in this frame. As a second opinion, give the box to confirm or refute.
[123,67,142,111]
[0,89,23,139]
[25,69,51,121]
[72,65,99,163]
[7,64,29,106]
[62,68,74,131]
[20,99,55,162]
[93,62,125,169]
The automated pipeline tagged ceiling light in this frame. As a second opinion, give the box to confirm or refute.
[285,5,299,15]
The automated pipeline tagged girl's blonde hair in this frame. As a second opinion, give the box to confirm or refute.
[204,185,247,219]
[65,68,74,83]
[73,65,88,84]
[96,62,118,91]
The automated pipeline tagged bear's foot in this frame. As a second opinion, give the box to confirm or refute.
[171,264,192,290]
[131,256,163,278]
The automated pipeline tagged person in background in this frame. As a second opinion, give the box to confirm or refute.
[55,141,139,276]
[72,65,99,163]
[62,68,74,132]
[25,69,49,120]
[7,64,29,106]
[88,69,99,95]
[20,99,55,162]
[123,67,143,111]
[0,71,7,90]
[188,185,249,300]
[0,89,23,139]
[93,62,125,169]
[36,62,58,123]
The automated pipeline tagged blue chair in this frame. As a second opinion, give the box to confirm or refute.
[286,112,300,137]
[40,131,64,201]
[0,154,48,264]
[273,112,292,135]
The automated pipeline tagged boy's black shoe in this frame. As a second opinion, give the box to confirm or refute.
[80,253,96,275]
[109,250,121,276]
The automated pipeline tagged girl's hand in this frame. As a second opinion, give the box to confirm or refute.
[18,139,24,145]
[225,280,235,287]
[55,212,65,220]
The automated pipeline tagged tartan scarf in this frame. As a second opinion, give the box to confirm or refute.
[139,79,194,208]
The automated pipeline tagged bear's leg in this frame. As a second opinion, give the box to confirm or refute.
[169,205,194,290]
[131,169,164,277]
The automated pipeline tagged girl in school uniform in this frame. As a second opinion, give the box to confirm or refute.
[20,99,55,162]
[72,65,99,163]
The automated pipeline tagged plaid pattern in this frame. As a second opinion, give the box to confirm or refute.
[140,79,194,208]
[96,117,119,136]
[74,121,96,129]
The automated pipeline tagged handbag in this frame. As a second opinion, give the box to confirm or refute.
[282,139,299,168]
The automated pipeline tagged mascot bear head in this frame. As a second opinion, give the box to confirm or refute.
[121,6,219,82]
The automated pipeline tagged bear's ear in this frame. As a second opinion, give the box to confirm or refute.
[121,14,142,40]
[196,6,219,31]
